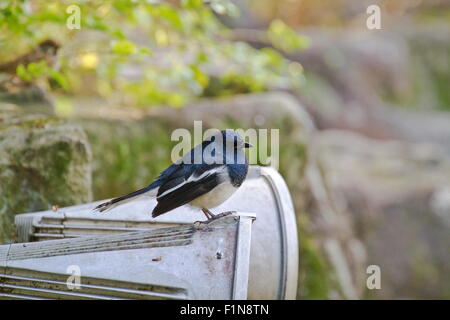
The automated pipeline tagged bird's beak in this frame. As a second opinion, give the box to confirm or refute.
[244,142,253,148]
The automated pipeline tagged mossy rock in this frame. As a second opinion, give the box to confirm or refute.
[0,103,92,243]
[0,79,55,115]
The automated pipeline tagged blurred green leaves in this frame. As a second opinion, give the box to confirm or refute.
[0,0,307,108]
[268,19,310,53]
[16,61,68,90]
[111,40,137,55]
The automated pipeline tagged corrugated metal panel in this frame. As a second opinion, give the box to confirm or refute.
[2,214,255,300]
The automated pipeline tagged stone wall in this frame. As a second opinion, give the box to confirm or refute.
[0,103,92,242]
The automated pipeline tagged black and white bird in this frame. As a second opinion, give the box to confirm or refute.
[94,130,252,220]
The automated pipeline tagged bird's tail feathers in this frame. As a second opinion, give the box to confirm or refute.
[93,184,157,213]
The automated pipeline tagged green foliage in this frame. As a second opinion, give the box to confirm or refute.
[0,0,307,108]
[268,19,310,53]
[297,230,331,299]
[16,60,68,89]
[111,40,138,55]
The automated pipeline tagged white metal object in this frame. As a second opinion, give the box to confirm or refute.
[1,214,255,300]
[13,166,298,299]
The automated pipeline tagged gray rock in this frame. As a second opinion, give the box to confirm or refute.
[0,76,55,115]
[316,129,450,299]
[0,103,92,242]
[232,23,450,144]
[293,24,450,142]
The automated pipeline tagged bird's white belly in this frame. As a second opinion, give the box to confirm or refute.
[189,180,238,209]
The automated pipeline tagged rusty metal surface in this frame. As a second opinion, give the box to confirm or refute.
[13,166,298,299]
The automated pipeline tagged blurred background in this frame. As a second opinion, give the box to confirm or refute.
[0,0,449,299]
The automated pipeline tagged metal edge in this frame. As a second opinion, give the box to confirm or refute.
[0,244,12,281]
[14,215,39,243]
[260,166,298,300]
[231,213,256,300]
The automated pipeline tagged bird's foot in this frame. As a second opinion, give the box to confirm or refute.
[211,211,235,220]
[194,210,236,227]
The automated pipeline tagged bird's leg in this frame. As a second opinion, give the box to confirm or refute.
[194,208,215,226]
[204,208,235,220]
[201,208,216,220]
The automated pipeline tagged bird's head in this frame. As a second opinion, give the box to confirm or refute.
[185,129,253,165]
[208,130,253,152]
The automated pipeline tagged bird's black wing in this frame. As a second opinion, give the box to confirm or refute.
[152,165,225,217]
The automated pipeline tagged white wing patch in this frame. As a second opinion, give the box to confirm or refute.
[157,165,226,199]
